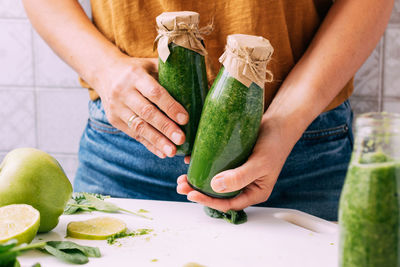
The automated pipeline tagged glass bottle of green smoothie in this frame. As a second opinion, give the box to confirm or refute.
[339,112,400,267]
[187,34,274,198]
[155,11,209,155]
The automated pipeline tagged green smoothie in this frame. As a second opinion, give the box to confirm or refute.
[187,67,264,198]
[339,153,400,267]
[158,43,208,155]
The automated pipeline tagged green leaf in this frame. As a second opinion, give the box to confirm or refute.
[0,240,19,267]
[0,250,19,267]
[203,206,224,219]
[64,192,109,214]
[31,263,41,267]
[203,206,247,225]
[0,239,18,252]
[83,193,120,213]
[43,245,89,265]
[63,199,80,215]
[46,241,101,258]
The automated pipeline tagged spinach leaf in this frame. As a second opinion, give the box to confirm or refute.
[46,241,100,258]
[0,240,45,267]
[203,206,247,224]
[0,239,18,252]
[43,245,88,265]
[0,250,19,267]
[0,239,100,266]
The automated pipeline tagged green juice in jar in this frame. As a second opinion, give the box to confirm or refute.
[158,43,207,155]
[155,11,208,155]
[188,34,273,198]
[339,113,400,267]
[187,67,264,198]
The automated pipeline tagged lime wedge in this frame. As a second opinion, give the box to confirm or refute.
[67,217,126,240]
[0,204,40,245]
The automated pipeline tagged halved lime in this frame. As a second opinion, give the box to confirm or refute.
[67,217,126,240]
[0,204,40,245]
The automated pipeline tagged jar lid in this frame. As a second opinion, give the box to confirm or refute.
[219,34,274,88]
[154,11,209,62]
[156,11,199,31]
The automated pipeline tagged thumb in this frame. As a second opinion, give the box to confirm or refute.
[210,161,259,193]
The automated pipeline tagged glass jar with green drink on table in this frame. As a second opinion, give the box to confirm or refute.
[339,112,400,267]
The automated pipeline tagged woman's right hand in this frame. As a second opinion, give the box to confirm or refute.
[94,55,189,159]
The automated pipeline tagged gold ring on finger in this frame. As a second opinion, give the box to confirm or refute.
[127,113,139,128]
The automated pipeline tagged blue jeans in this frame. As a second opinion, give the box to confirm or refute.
[74,99,353,221]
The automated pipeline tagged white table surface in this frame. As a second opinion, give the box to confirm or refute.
[18,198,339,267]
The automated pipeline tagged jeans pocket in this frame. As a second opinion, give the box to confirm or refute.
[88,117,122,134]
[301,123,349,142]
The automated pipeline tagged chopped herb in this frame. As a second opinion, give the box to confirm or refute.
[203,206,247,224]
[138,209,149,213]
[183,263,206,267]
[64,192,152,220]
[0,239,100,266]
[107,229,154,245]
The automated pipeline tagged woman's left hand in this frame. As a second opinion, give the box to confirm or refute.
[177,117,298,212]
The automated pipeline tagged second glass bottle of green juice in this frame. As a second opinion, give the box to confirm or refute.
[188,34,274,198]
[155,11,208,155]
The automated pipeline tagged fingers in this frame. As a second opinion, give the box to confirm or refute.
[176,174,273,212]
[176,175,193,195]
[184,156,190,164]
[134,70,189,125]
[125,90,185,146]
[186,183,270,212]
[119,108,176,157]
[210,160,260,193]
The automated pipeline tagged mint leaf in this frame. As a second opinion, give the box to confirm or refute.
[64,192,151,219]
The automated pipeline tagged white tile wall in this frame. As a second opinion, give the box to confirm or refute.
[350,2,400,116]
[0,0,91,183]
[53,154,80,183]
[0,0,399,184]
[0,0,26,18]
[33,31,81,87]
[383,99,400,113]
[383,27,400,98]
[0,19,33,86]
[390,0,400,24]
[36,88,89,154]
[0,88,36,149]
[353,40,382,97]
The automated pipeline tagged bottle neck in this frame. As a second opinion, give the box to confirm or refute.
[353,112,400,164]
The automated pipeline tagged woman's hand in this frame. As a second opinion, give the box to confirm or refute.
[177,118,297,212]
[94,55,189,158]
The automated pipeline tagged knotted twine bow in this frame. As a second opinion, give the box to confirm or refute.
[154,18,213,62]
[219,35,274,88]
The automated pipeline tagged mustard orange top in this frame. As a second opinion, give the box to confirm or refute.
[81,0,353,111]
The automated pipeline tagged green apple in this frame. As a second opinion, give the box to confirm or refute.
[0,148,72,232]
